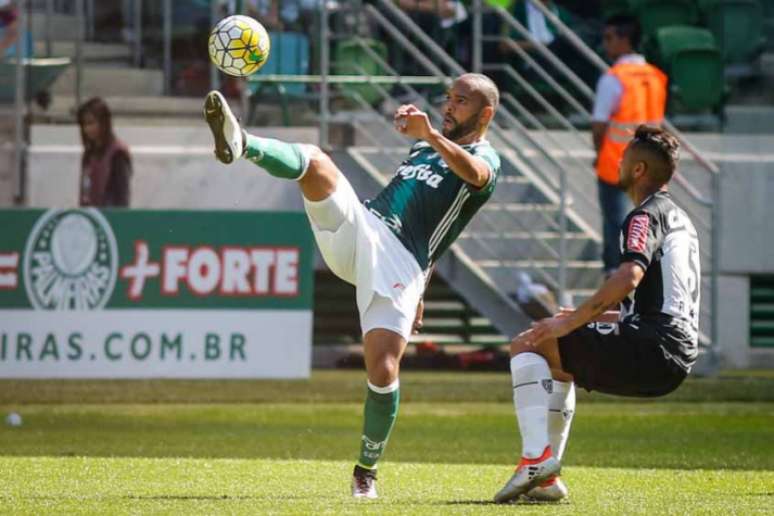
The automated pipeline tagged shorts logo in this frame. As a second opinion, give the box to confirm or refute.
[23,209,118,310]
[627,214,649,253]
[590,322,618,335]
[392,282,405,291]
[541,379,553,394]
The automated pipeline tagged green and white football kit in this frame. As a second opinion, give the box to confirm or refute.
[305,139,500,340]
[204,89,502,493]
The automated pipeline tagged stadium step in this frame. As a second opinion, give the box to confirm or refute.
[312,270,508,347]
[33,40,133,64]
[49,67,164,97]
[475,259,604,292]
[457,232,599,262]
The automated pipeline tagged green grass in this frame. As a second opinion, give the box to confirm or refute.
[1,371,773,514]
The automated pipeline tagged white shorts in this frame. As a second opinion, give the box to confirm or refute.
[303,173,425,340]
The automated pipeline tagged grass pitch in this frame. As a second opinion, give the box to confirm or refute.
[1,371,773,515]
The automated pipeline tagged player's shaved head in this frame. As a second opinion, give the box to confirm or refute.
[442,74,499,142]
[455,73,499,111]
[627,125,680,185]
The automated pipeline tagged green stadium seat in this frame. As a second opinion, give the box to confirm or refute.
[699,0,766,65]
[601,0,632,17]
[629,0,698,38]
[654,26,725,113]
[332,38,389,107]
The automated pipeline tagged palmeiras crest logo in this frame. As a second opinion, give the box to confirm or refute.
[23,209,118,310]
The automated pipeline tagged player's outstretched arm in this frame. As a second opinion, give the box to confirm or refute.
[394,105,490,188]
[516,262,645,346]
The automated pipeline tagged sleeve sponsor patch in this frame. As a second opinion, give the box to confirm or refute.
[626,214,649,253]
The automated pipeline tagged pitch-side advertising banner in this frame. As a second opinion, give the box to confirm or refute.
[0,209,315,378]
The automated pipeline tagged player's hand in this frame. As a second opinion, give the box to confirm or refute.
[412,298,424,334]
[394,104,433,141]
[512,314,574,348]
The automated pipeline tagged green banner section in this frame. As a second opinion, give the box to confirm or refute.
[0,209,314,310]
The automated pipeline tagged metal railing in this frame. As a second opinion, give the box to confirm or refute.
[491,0,719,347]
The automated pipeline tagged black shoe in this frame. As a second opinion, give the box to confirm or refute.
[203,90,245,164]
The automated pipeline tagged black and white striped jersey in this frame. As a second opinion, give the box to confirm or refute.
[619,190,701,370]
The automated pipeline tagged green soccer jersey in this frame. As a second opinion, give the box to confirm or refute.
[364,139,501,271]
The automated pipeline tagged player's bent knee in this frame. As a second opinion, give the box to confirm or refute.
[305,146,335,175]
[369,356,400,386]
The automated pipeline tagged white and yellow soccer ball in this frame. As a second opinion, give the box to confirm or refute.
[208,15,270,77]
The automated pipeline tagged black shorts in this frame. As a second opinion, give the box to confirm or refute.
[558,321,688,397]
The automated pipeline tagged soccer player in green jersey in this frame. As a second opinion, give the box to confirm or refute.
[204,73,501,498]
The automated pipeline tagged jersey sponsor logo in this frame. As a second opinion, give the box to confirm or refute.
[627,214,649,253]
[395,163,444,189]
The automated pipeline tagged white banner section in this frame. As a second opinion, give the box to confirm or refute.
[0,310,312,378]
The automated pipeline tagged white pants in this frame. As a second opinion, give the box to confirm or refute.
[303,173,425,340]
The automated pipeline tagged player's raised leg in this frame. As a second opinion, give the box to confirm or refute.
[203,90,338,201]
[493,338,568,504]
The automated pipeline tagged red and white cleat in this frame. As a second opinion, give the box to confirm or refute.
[351,465,378,500]
[493,446,561,504]
[525,475,569,502]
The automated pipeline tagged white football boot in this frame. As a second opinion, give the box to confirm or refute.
[351,465,378,500]
[203,90,245,164]
[493,447,561,504]
[524,475,569,502]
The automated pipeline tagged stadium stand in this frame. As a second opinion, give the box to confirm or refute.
[247,31,311,125]
[652,26,725,114]
[699,0,766,71]
[629,0,698,40]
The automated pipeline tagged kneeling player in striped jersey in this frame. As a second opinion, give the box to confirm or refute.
[494,127,700,503]
[204,74,501,499]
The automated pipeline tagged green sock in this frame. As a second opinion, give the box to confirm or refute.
[357,381,400,469]
[243,134,309,180]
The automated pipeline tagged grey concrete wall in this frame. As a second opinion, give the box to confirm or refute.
[719,163,774,273]
[717,163,774,367]
[27,125,318,210]
[717,275,750,368]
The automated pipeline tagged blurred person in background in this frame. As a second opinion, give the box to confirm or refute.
[396,1,467,75]
[592,15,666,276]
[77,97,132,207]
[497,0,597,87]
[0,0,31,59]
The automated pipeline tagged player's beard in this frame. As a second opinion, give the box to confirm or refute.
[443,112,482,141]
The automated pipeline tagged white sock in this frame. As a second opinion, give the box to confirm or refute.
[547,380,575,461]
[510,352,552,459]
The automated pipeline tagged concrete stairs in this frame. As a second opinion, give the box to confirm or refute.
[346,144,603,317]
[29,11,162,98]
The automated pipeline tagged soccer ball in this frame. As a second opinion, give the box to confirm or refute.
[208,15,270,77]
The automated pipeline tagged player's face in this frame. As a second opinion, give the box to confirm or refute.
[619,146,643,190]
[442,82,485,141]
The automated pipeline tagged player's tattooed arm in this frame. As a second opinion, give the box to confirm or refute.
[394,104,490,188]
[567,262,645,330]
[518,262,644,346]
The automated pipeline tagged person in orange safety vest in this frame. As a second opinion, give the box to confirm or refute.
[592,15,666,275]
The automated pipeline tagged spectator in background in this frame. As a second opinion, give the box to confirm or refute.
[395,1,467,84]
[0,0,31,59]
[498,0,597,87]
[77,98,132,207]
[592,15,666,276]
